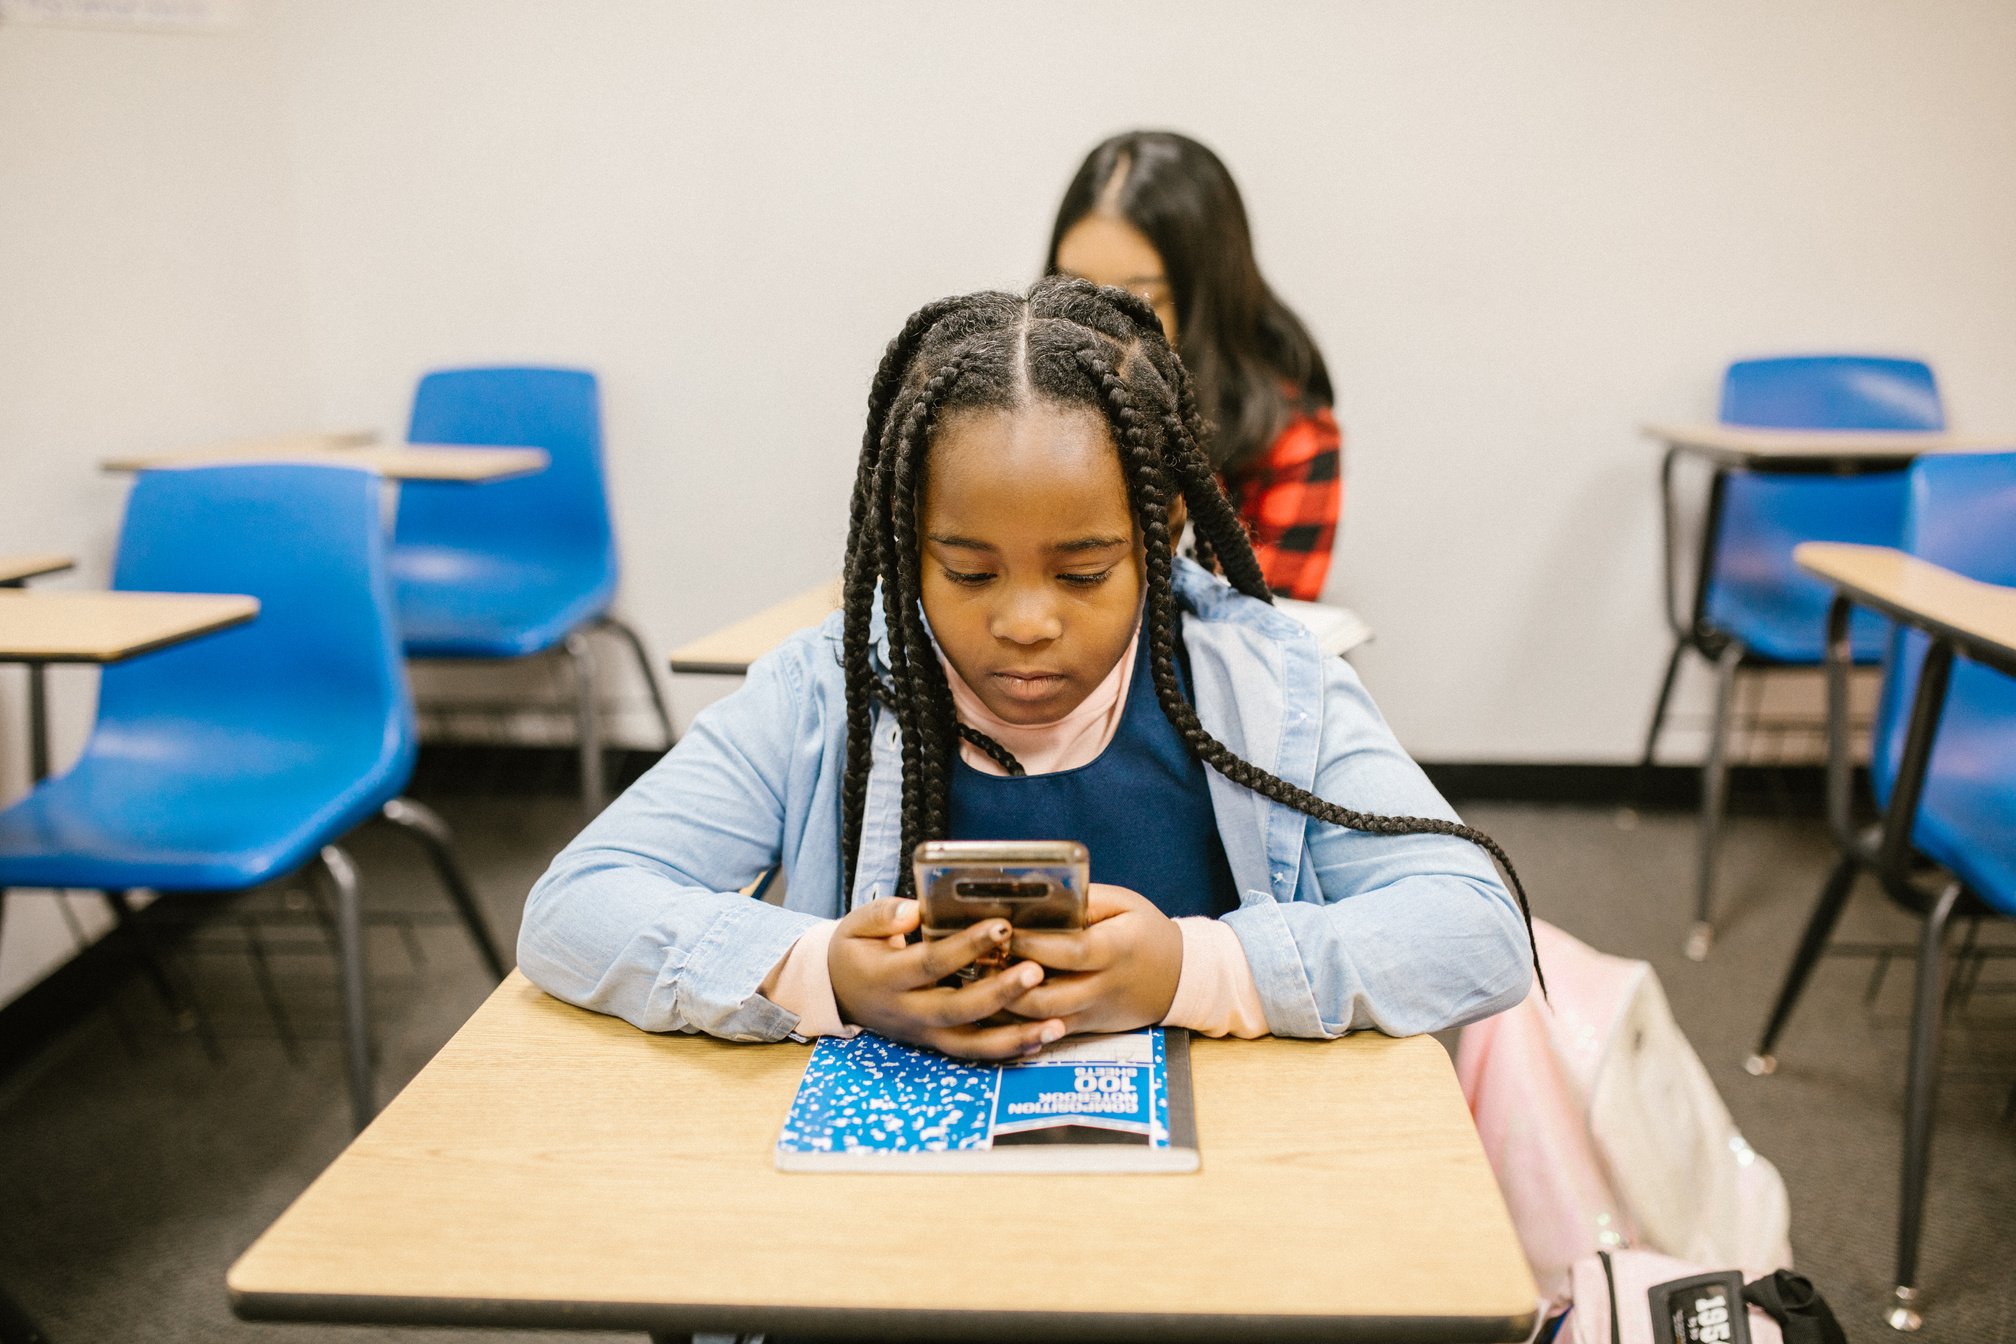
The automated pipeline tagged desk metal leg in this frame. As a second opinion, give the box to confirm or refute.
[1690,640,1745,960]
[1641,635,1687,767]
[26,663,49,782]
[566,629,606,819]
[1890,881,1963,1333]
[1747,851,1861,1075]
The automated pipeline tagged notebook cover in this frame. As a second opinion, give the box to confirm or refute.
[775,1027,1197,1173]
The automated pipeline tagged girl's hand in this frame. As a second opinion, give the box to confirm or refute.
[826,897,1066,1060]
[1004,884,1183,1035]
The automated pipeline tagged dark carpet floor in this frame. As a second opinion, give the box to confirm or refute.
[0,794,2010,1342]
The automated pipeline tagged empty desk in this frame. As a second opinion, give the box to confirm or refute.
[101,440,549,483]
[0,553,74,588]
[0,589,258,780]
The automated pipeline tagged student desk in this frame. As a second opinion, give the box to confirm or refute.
[1643,419,2014,650]
[1791,542,2016,1328]
[0,553,74,587]
[0,589,259,780]
[100,439,550,482]
[1641,422,2012,473]
[667,579,845,676]
[669,581,1374,678]
[1795,543,2016,677]
[230,972,1538,1342]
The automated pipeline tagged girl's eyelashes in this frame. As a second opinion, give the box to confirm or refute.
[935,567,1117,588]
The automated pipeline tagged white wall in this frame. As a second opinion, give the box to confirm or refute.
[270,0,2016,761]
[0,5,313,1003]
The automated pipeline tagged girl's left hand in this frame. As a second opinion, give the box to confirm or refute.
[1003,884,1182,1035]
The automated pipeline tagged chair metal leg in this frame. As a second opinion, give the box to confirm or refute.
[25,663,51,783]
[1690,640,1745,960]
[1943,917,1980,1011]
[1887,881,1963,1333]
[599,614,677,750]
[101,889,221,1062]
[1641,636,1688,767]
[1747,853,1860,1074]
[565,629,605,819]
[379,797,507,981]
[315,844,376,1132]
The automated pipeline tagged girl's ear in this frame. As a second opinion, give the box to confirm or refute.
[1167,492,1189,540]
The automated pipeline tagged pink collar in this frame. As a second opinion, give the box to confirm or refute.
[941,625,1140,777]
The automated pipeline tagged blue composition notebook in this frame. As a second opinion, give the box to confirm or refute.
[775,1027,1198,1173]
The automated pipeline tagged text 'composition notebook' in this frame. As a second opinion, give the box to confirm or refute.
[775,1027,1197,1173]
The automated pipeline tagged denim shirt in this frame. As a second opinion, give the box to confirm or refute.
[518,558,1532,1040]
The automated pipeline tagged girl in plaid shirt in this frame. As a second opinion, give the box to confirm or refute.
[1049,130,1342,601]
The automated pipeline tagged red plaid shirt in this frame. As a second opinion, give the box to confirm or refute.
[1222,406,1344,600]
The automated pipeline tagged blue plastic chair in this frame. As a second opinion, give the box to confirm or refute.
[0,464,505,1129]
[1644,355,1939,958]
[1748,451,2016,1331]
[391,367,673,815]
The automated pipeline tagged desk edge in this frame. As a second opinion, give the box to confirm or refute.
[230,1286,1536,1343]
[0,601,259,664]
[1795,545,2016,676]
[666,658,758,676]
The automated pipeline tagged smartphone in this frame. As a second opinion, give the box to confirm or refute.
[913,840,1089,980]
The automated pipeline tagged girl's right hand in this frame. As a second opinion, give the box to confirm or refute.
[827,898,1066,1060]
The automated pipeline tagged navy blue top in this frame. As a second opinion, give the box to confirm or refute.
[946,623,1241,920]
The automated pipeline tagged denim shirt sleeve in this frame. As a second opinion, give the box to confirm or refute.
[1220,655,1533,1038]
[515,638,827,1040]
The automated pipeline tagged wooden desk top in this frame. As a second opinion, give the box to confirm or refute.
[0,590,259,663]
[1796,542,2016,677]
[101,440,549,483]
[668,579,843,675]
[1643,422,2012,470]
[230,973,1536,1341]
[0,553,75,586]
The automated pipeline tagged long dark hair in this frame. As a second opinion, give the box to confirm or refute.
[839,277,1540,990]
[1046,130,1333,474]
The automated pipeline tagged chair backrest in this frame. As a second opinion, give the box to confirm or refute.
[1699,356,1940,661]
[1720,355,1945,432]
[96,464,415,782]
[393,366,616,577]
[1871,451,2016,803]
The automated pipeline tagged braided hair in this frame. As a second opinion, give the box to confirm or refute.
[839,277,1541,991]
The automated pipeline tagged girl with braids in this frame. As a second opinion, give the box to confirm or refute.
[519,277,1534,1060]
[1049,129,1343,601]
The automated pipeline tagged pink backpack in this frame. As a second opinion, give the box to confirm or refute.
[1455,921,1792,1312]
[1568,1253,1845,1344]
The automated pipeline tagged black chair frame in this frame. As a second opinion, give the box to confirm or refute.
[1746,592,2012,1333]
[1643,447,1899,959]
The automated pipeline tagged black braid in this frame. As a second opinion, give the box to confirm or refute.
[840,299,968,898]
[1070,337,1544,995]
[837,277,1542,996]
[957,724,1025,775]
